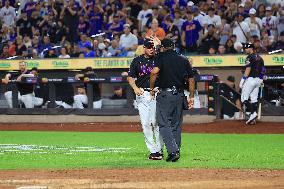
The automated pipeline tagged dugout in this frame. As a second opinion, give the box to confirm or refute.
[0,55,283,116]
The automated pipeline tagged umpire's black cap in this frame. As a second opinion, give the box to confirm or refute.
[143,38,154,49]
[31,67,38,72]
[242,42,254,49]
[161,38,174,48]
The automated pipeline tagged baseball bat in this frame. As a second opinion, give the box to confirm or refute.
[220,95,243,112]
[257,84,264,120]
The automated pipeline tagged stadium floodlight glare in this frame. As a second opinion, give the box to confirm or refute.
[6,56,18,60]
[91,32,106,38]
[268,49,282,55]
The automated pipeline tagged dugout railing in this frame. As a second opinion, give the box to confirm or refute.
[0,74,218,115]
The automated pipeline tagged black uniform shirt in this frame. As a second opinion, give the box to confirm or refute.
[128,55,156,89]
[245,53,265,79]
[220,85,239,117]
[83,73,101,101]
[9,71,34,95]
[156,50,194,88]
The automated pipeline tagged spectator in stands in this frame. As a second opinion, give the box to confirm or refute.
[106,14,124,37]
[199,24,219,54]
[16,10,32,38]
[58,46,70,58]
[224,2,238,24]
[219,18,231,45]
[137,2,152,32]
[232,13,250,43]
[127,0,142,18]
[204,7,222,30]
[261,29,274,51]
[89,4,104,35]
[71,44,81,58]
[181,11,202,53]
[273,31,284,50]
[237,3,249,18]
[39,35,53,54]
[262,6,278,42]
[30,11,43,36]
[174,9,185,33]
[234,41,243,53]
[23,36,32,49]
[119,24,138,57]
[253,37,267,53]
[217,44,226,55]
[77,15,90,35]
[146,18,166,40]
[44,48,57,58]
[256,4,267,19]
[60,0,80,43]
[165,16,181,50]
[0,0,16,27]
[208,46,216,55]
[147,6,163,27]
[31,36,40,52]
[24,0,36,17]
[1,25,11,44]
[193,6,205,27]
[108,39,126,57]
[83,44,95,58]
[1,0,284,60]
[0,44,10,58]
[15,35,27,57]
[245,8,262,38]
[78,33,91,51]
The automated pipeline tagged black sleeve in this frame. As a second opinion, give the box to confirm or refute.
[128,57,138,78]
[245,55,253,68]
[185,58,194,78]
[155,53,163,69]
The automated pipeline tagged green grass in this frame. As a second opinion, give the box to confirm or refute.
[0,131,283,170]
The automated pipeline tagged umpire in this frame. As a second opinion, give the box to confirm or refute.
[150,38,195,162]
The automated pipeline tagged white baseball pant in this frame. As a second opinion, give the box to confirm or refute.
[136,89,163,154]
[73,94,102,109]
[4,91,34,108]
[241,77,262,103]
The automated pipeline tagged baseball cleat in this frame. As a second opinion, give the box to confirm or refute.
[148,153,162,160]
[246,112,257,125]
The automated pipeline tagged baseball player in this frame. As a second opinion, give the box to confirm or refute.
[239,43,266,125]
[127,38,163,160]
[73,67,102,109]
[2,61,35,108]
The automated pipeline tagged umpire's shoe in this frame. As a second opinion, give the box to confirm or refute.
[166,151,180,162]
[246,112,257,125]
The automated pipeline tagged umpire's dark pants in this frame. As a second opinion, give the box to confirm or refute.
[156,91,183,154]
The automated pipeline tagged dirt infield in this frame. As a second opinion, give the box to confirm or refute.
[0,168,283,189]
[0,120,283,134]
[0,121,283,189]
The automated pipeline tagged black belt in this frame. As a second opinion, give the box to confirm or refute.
[160,86,183,92]
[142,88,152,92]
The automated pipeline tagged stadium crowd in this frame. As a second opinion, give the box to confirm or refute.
[0,0,283,59]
